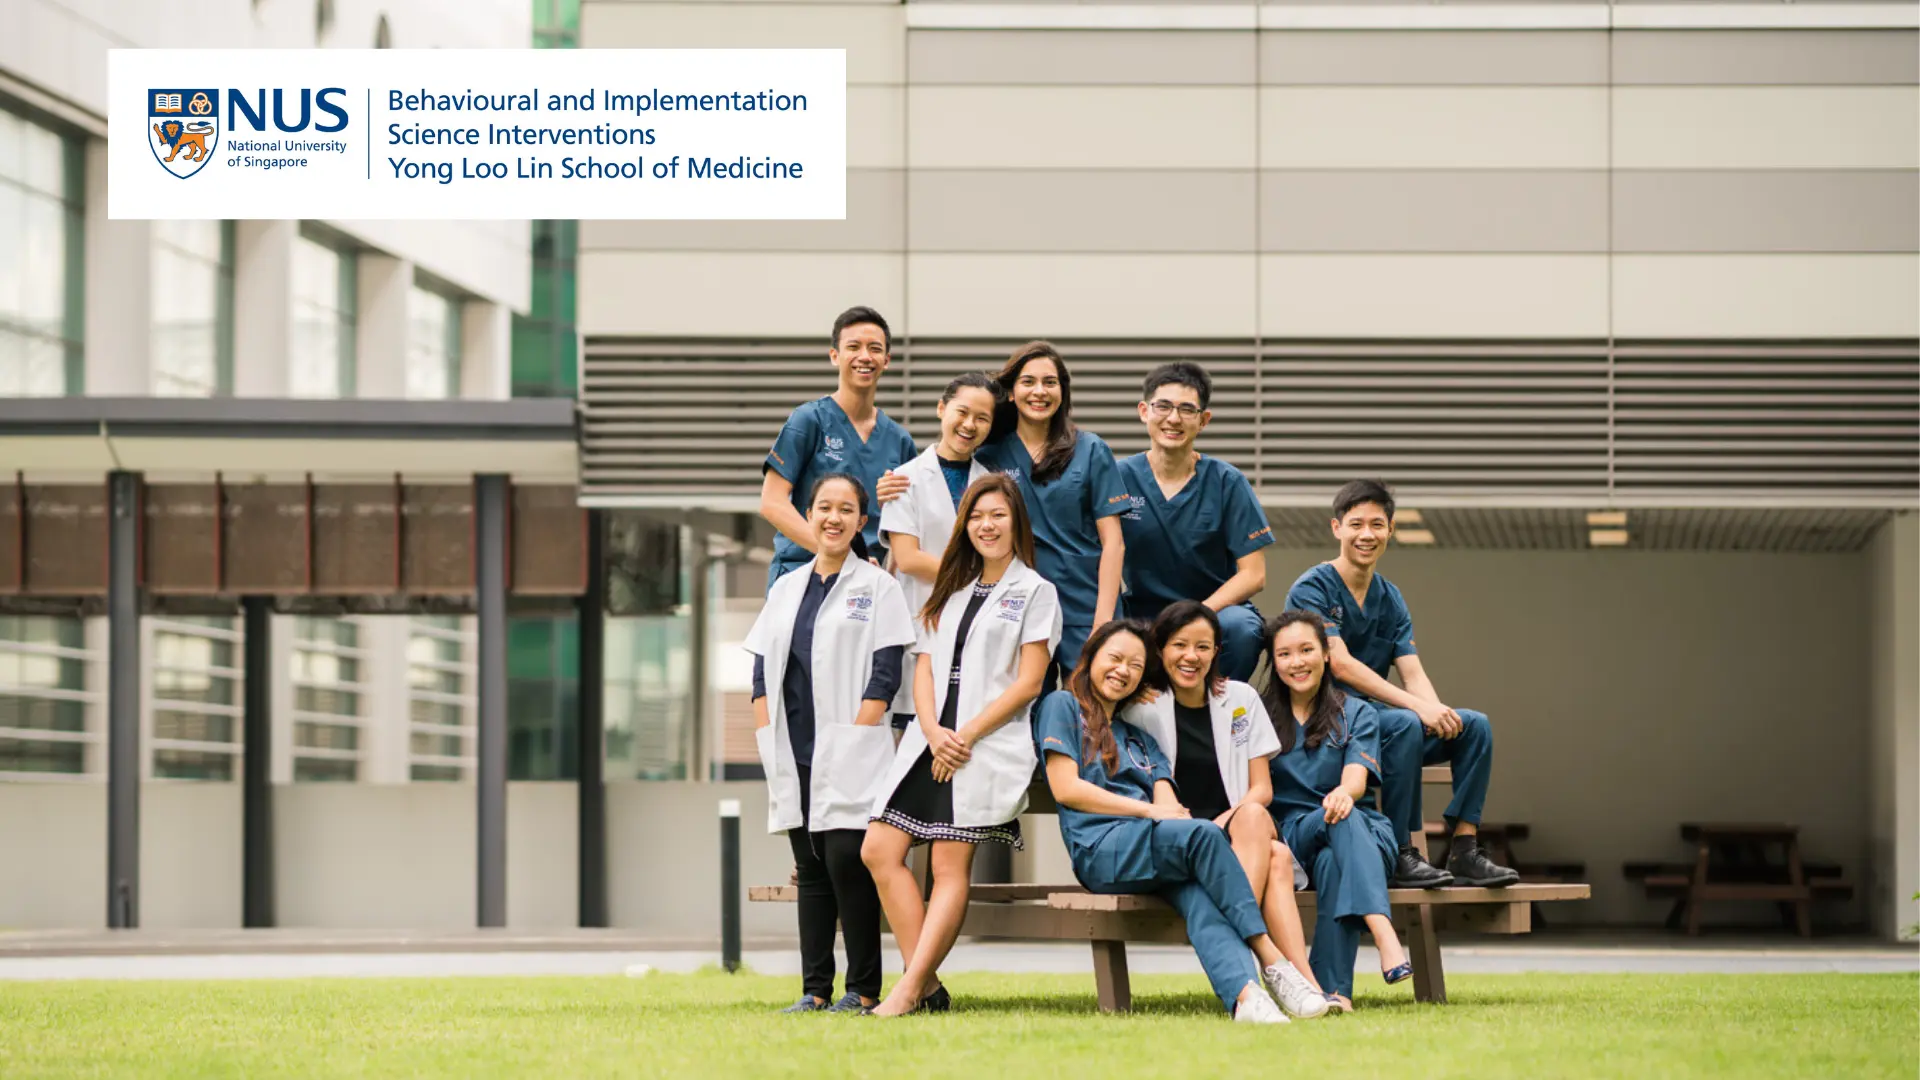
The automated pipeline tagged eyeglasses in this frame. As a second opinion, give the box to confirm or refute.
[1146,400,1203,419]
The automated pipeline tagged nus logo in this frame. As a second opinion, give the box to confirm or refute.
[147,88,350,179]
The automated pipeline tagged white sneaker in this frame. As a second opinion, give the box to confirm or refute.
[1263,961,1330,1019]
[1233,982,1290,1025]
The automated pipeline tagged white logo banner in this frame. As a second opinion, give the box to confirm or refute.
[109,48,846,221]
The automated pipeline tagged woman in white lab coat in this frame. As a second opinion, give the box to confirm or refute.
[879,371,1002,729]
[747,473,917,1015]
[1124,600,1331,1017]
[862,473,1061,1016]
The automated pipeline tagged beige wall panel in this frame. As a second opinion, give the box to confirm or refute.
[849,86,904,169]
[1866,514,1920,941]
[580,252,904,336]
[1613,88,1920,170]
[908,254,1257,337]
[909,29,1255,85]
[909,170,1256,252]
[1613,254,1920,338]
[1260,254,1609,337]
[909,87,1257,170]
[1262,88,1608,169]
[579,2,903,84]
[1263,170,1608,252]
[1253,547,1872,927]
[582,170,904,252]
[1261,30,1607,86]
[1614,170,1920,254]
[1613,29,1920,86]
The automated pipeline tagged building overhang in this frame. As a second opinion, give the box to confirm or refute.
[0,398,579,481]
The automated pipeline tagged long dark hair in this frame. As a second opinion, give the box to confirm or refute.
[806,472,872,563]
[994,341,1078,484]
[1259,610,1347,754]
[919,473,1036,629]
[1069,619,1153,773]
[1145,600,1222,695]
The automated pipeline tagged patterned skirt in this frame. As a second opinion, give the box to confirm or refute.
[872,746,1024,850]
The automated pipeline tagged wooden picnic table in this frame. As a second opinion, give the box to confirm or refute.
[1623,822,1843,937]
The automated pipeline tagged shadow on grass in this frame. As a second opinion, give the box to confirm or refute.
[946,993,1224,1017]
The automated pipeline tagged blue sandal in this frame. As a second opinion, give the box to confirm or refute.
[1383,962,1413,985]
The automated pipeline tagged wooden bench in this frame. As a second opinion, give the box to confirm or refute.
[1624,841,1853,936]
[750,880,1587,1011]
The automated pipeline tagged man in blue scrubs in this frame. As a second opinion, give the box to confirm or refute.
[758,306,917,591]
[1116,362,1273,681]
[1283,480,1519,889]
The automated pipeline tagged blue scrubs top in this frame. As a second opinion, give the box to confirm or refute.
[1115,453,1272,618]
[977,431,1130,631]
[937,455,971,509]
[764,396,916,589]
[1283,563,1416,683]
[1034,690,1175,880]
[1267,695,1383,828]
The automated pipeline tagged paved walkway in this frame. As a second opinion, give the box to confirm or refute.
[0,929,1910,981]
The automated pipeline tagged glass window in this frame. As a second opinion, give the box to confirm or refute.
[407,615,472,781]
[508,616,578,781]
[290,230,356,398]
[289,617,363,781]
[406,285,461,399]
[511,219,578,398]
[0,615,92,776]
[150,618,241,781]
[0,102,84,397]
[151,219,235,396]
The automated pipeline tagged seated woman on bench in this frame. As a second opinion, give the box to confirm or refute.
[863,474,1061,1017]
[1261,610,1410,1010]
[1035,619,1308,1025]
[1122,600,1329,1018]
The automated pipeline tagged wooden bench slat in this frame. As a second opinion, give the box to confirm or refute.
[1681,822,1800,841]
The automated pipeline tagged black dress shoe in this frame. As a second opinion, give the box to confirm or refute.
[918,985,952,1013]
[1446,840,1521,887]
[1392,846,1455,889]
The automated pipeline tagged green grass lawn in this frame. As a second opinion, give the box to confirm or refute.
[1,971,1913,1079]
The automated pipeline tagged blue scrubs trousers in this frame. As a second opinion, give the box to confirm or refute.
[1041,623,1093,700]
[1376,706,1493,849]
[1081,819,1267,1013]
[1282,809,1396,998]
[1216,603,1264,683]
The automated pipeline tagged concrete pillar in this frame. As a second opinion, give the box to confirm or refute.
[359,617,413,785]
[106,472,142,928]
[242,597,275,927]
[1868,512,1919,940]
[355,253,412,398]
[475,475,509,927]
[578,510,607,927]
[231,220,296,397]
[83,138,152,395]
[460,299,512,401]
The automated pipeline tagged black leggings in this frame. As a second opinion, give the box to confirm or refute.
[788,767,883,1001]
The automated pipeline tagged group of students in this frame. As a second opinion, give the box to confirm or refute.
[746,306,1519,1023]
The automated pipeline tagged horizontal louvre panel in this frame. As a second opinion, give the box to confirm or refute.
[1614,345,1920,498]
[583,338,1918,509]
[1261,345,1610,499]
[1268,507,1891,553]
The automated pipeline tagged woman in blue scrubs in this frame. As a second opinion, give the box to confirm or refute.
[1035,619,1300,1025]
[1261,610,1411,1010]
[979,341,1128,694]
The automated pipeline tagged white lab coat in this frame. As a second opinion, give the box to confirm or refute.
[746,557,916,834]
[877,444,993,716]
[1123,680,1280,808]
[870,558,1062,828]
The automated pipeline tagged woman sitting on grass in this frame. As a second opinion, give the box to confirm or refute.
[1034,619,1305,1025]
[1261,610,1410,1011]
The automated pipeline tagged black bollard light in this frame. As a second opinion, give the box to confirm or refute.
[719,798,742,973]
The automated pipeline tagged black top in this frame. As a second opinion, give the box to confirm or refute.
[1173,698,1231,821]
[751,569,903,768]
[937,582,997,729]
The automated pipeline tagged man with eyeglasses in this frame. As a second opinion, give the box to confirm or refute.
[1114,361,1274,681]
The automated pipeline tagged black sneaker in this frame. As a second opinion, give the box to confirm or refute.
[779,995,830,1014]
[825,992,874,1015]
[1446,840,1521,887]
[1392,846,1455,889]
